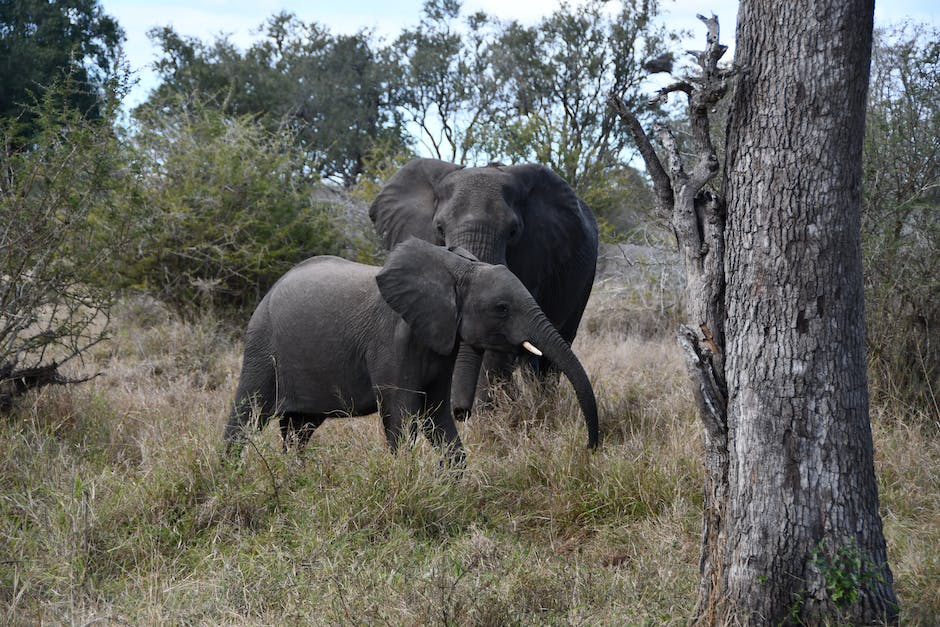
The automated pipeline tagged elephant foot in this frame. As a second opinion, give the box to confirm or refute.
[439,446,467,474]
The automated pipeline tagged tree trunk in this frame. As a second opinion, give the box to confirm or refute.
[707,0,898,622]
[611,3,898,624]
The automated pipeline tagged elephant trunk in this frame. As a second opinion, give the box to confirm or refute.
[452,343,483,420]
[447,226,505,420]
[446,225,506,266]
[525,307,600,449]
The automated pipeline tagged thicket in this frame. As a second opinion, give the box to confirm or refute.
[862,24,940,411]
[0,78,130,406]
[122,98,355,317]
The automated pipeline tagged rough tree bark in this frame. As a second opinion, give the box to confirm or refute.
[611,3,898,623]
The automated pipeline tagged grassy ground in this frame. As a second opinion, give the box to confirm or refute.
[1,289,938,624]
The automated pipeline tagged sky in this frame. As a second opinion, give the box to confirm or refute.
[101,0,940,108]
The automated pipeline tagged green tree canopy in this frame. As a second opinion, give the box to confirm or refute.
[385,0,503,164]
[141,0,673,214]
[487,0,673,190]
[384,0,671,236]
[0,0,124,140]
[143,13,404,188]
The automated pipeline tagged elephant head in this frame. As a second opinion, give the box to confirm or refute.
[376,238,599,449]
[369,159,589,268]
[370,159,598,418]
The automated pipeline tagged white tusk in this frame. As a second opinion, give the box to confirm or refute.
[522,341,543,357]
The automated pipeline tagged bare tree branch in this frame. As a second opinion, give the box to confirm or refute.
[606,93,673,214]
[608,12,730,439]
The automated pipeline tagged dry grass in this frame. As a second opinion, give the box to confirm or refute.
[0,290,937,624]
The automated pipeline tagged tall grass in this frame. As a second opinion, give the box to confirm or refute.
[1,289,937,624]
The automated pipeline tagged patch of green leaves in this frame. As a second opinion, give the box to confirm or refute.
[812,539,885,610]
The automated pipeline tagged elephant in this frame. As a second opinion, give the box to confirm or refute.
[370,159,598,420]
[222,238,600,462]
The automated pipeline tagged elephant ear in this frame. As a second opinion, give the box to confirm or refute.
[502,164,598,292]
[503,164,588,228]
[369,158,464,249]
[376,239,467,356]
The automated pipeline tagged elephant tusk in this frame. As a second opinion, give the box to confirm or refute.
[522,341,543,357]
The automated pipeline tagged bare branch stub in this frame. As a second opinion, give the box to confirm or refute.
[650,81,693,104]
[687,14,731,192]
[654,122,686,188]
[696,14,728,70]
[678,325,726,441]
[0,361,101,411]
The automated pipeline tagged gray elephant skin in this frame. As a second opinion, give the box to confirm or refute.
[370,159,599,419]
[223,238,599,461]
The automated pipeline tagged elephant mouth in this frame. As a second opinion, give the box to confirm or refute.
[473,336,540,356]
[471,333,516,353]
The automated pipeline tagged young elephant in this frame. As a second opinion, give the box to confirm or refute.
[222,238,599,462]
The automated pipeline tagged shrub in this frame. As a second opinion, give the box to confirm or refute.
[0,76,129,407]
[862,24,940,410]
[123,97,355,318]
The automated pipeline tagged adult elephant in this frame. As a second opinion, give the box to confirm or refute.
[370,159,599,419]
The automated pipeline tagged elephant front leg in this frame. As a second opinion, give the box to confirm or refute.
[426,413,465,468]
[377,387,423,453]
[478,350,518,406]
[424,378,465,468]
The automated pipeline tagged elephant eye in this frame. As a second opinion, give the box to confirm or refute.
[494,302,510,317]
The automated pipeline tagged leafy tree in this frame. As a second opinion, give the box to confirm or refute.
[0,0,124,141]
[386,0,503,165]
[387,0,669,238]
[144,13,403,187]
[489,1,674,189]
[292,30,402,187]
[1,77,129,407]
[581,165,657,241]
[862,23,940,409]
[125,97,352,317]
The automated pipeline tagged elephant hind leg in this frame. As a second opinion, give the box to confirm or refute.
[223,363,279,455]
[279,412,326,453]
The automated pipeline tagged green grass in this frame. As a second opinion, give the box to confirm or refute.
[0,293,937,624]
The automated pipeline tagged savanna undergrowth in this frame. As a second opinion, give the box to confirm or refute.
[0,291,937,624]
